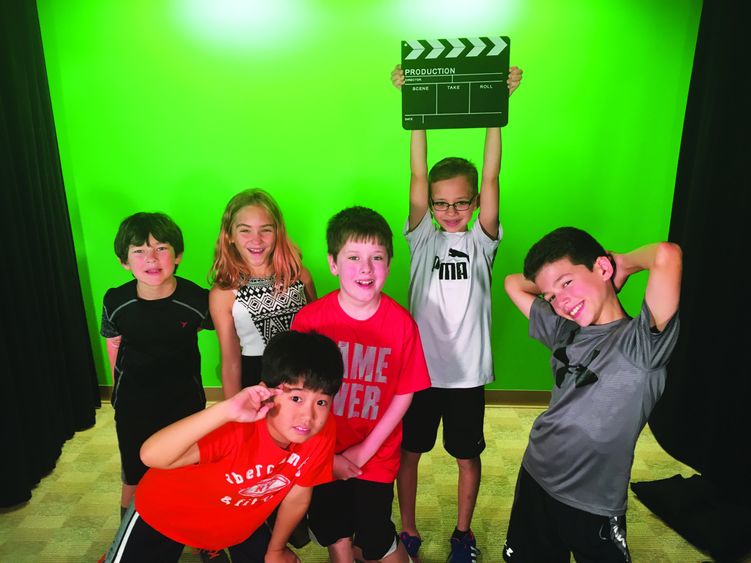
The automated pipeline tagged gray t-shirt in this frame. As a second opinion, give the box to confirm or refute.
[522,298,680,516]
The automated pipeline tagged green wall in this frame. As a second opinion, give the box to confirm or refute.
[36,0,701,391]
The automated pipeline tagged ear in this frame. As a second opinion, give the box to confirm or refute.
[121,260,131,272]
[327,254,338,276]
[595,255,614,281]
[175,252,183,265]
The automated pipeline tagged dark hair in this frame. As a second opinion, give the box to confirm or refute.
[428,157,479,199]
[261,331,343,396]
[114,212,184,263]
[523,227,608,281]
[326,206,393,261]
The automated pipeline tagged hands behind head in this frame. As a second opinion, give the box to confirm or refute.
[392,64,524,95]
[608,252,627,293]
[226,385,283,423]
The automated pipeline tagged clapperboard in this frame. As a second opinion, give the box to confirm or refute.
[401,36,510,129]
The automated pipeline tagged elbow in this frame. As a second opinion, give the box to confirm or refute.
[655,242,683,269]
[504,273,521,293]
[140,442,158,469]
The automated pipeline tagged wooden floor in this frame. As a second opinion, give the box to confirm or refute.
[0,403,709,562]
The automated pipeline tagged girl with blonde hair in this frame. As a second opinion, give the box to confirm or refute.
[209,188,316,398]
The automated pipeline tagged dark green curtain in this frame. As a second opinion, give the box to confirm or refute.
[630,0,751,560]
[0,0,100,507]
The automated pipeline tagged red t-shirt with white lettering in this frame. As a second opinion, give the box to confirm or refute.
[291,291,430,483]
[134,415,335,550]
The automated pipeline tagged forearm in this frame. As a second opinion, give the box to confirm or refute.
[105,337,120,383]
[615,242,678,276]
[504,273,540,319]
[409,130,429,228]
[345,393,413,467]
[140,400,232,469]
[267,486,311,553]
[221,358,242,399]
[478,128,501,237]
[481,127,501,182]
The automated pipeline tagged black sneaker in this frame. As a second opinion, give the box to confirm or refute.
[447,531,480,563]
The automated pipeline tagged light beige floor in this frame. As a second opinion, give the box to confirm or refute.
[0,403,708,562]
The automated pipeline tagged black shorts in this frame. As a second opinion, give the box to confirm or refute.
[401,386,486,459]
[503,467,631,563]
[241,355,262,388]
[106,505,270,563]
[115,395,205,485]
[308,479,397,560]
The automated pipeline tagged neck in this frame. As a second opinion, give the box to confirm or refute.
[337,292,381,321]
[136,277,177,300]
[594,297,627,325]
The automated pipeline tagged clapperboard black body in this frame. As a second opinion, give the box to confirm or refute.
[401,36,510,130]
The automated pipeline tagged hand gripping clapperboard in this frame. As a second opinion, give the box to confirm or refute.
[401,36,510,129]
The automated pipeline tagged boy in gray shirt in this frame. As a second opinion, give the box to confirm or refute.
[503,227,683,562]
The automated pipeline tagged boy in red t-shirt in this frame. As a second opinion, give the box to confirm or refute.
[291,206,431,563]
[103,330,343,563]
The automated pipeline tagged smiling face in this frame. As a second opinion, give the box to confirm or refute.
[430,175,477,233]
[534,256,622,326]
[230,205,277,276]
[122,234,181,299]
[328,238,390,319]
[265,383,332,448]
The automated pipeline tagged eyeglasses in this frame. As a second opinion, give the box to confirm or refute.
[431,196,476,212]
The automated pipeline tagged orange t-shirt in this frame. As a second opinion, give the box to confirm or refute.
[135,416,335,550]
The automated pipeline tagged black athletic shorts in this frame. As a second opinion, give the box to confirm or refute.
[308,479,397,560]
[503,467,631,563]
[401,386,486,459]
[105,504,270,563]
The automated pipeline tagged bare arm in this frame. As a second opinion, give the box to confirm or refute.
[264,485,311,563]
[140,385,281,470]
[392,64,430,231]
[409,130,430,230]
[300,266,317,303]
[504,273,541,319]
[339,393,413,469]
[477,66,522,238]
[478,127,501,238]
[105,336,121,383]
[210,286,243,399]
[612,242,682,331]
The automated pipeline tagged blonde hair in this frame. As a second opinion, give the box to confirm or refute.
[209,189,303,291]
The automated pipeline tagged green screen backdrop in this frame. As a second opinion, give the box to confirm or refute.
[36,0,701,391]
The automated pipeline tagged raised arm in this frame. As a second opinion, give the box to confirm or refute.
[210,286,243,399]
[409,130,430,230]
[504,273,541,319]
[392,64,430,231]
[477,127,501,238]
[477,66,522,238]
[612,242,682,331]
[140,385,281,470]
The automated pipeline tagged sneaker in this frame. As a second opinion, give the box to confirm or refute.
[447,532,481,563]
[196,548,230,562]
[399,531,422,561]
